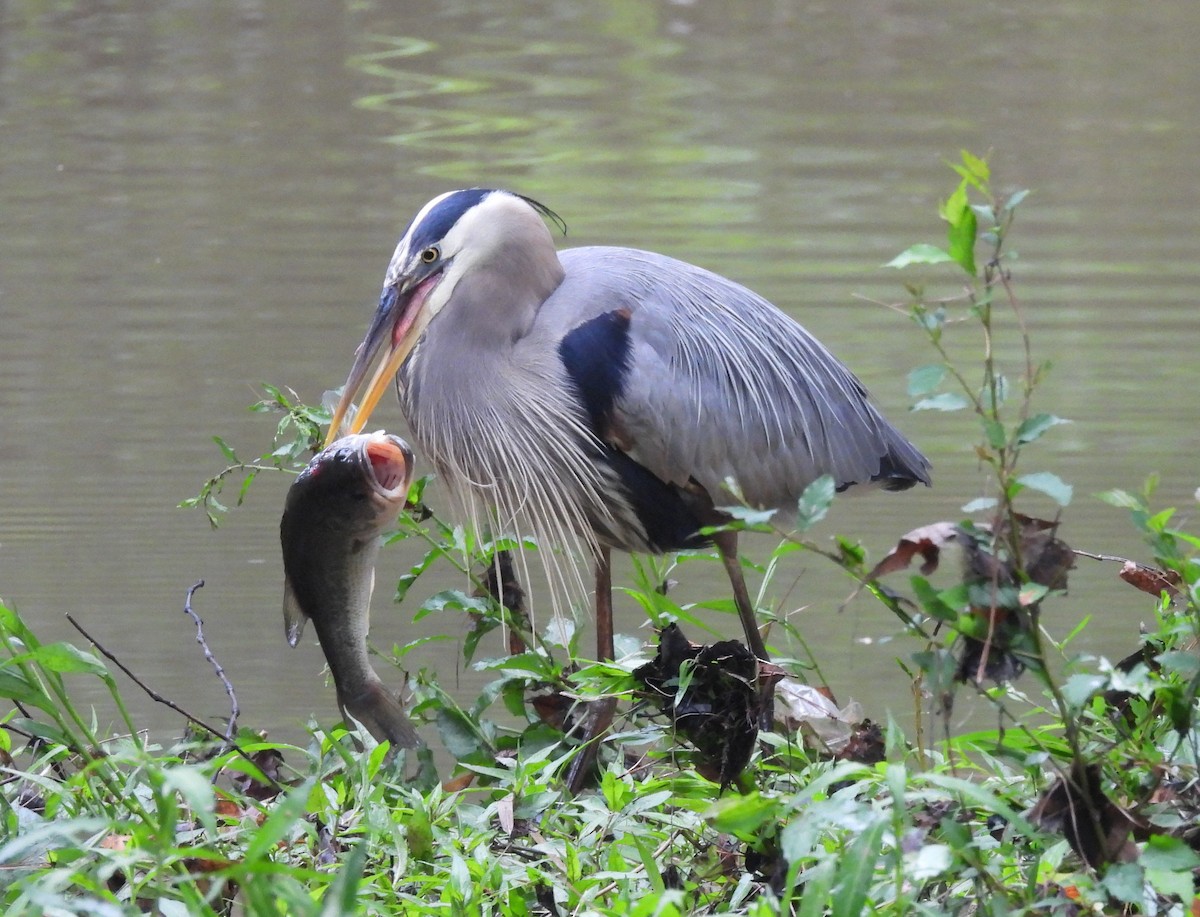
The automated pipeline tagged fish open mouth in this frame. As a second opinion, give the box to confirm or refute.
[364,437,412,495]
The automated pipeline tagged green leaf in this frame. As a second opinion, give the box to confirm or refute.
[10,716,75,748]
[413,590,489,620]
[961,497,997,513]
[449,852,471,897]
[473,652,556,677]
[913,392,969,412]
[1142,833,1200,871]
[909,843,952,880]
[907,364,947,398]
[910,577,959,622]
[796,857,836,917]
[796,475,835,530]
[831,818,885,916]
[436,706,484,760]
[213,436,239,464]
[1095,488,1143,510]
[971,203,996,225]
[162,766,218,836]
[1146,507,1176,531]
[707,791,779,840]
[30,643,108,677]
[0,601,36,645]
[1146,867,1193,901]
[946,200,977,276]
[243,778,315,863]
[319,842,367,917]
[1016,471,1073,506]
[719,505,777,528]
[885,244,954,268]
[1003,188,1030,213]
[0,668,52,710]
[1015,413,1070,444]
[952,150,990,188]
[940,181,969,225]
[1061,673,1105,709]
[982,418,1007,449]
[1018,582,1050,606]
[963,150,989,181]
[1101,862,1144,905]
[633,834,665,894]
[601,770,632,812]
[406,801,434,862]
[1157,651,1200,680]
[236,468,259,506]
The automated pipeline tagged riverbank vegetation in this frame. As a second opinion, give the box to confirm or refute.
[1,153,1197,915]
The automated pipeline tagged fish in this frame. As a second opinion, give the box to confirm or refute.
[279,431,422,750]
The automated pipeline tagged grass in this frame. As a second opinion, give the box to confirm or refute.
[2,152,1198,915]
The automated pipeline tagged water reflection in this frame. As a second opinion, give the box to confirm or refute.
[0,0,1195,746]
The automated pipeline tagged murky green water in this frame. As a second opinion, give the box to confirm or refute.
[1,0,1197,744]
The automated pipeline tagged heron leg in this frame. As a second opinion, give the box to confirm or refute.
[565,548,618,794]
[713,530,769,662]
[713,530,775,730]
[595,546,615,662]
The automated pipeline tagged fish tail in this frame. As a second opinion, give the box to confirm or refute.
[340,678,423,750]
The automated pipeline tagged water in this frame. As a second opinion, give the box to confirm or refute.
[1,0,1196,746]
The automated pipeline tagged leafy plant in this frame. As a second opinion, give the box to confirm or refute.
[1,152,1197,914]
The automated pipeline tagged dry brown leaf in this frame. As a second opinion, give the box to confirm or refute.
[214,798,245,820]
[497,793,515,836]
[232,747,287,803]
[183,855,236,874]
[1118,560,1181,600]
[441,771,476,793]
[866,521,961,580]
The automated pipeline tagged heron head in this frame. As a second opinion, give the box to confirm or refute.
[324,189,566,446]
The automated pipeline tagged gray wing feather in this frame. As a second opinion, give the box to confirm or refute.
[553,247,929,510]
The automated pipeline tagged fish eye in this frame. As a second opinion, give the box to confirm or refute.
[420,246,439,264]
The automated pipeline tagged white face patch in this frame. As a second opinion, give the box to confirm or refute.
[396,191,555,318]
[384,189,465,288]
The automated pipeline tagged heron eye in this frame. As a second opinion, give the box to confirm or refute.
[420,246,439,264]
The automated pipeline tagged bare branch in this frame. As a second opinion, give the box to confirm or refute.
[63,610,281,794]
[182,580,240,755]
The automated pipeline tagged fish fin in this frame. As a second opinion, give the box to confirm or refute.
[282,579,310,647]
[342,679,423,750]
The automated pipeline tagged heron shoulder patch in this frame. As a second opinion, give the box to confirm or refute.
[558,308,633,433]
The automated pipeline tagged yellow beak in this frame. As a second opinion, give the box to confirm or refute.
[324,274,440,447]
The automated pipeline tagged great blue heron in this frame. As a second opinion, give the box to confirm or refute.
[324,188,930,746]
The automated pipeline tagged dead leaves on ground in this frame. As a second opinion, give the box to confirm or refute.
[633,623,761,787]
[868,514,1074,686]
[633,624,885,785]
[774,679,884,764]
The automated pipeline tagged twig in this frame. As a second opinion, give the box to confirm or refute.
[63,612,279,793]
[1072,549,1135,565]
[182,581,240,755]
[64,611,220,742]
